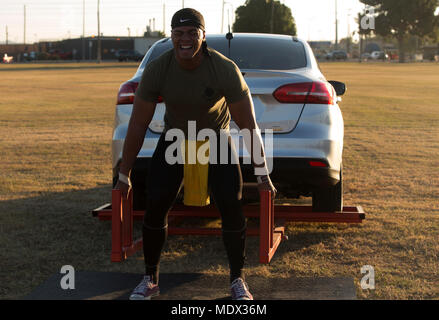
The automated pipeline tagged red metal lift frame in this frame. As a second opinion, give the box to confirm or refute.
[92,189,365,264]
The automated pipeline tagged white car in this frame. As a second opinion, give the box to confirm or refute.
[2,53,13,63]
[371,51,389,60]
[112,33,346,212]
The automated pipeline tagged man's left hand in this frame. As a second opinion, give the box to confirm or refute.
[257,175,277,199]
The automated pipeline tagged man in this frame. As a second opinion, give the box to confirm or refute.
[115,8,276,300]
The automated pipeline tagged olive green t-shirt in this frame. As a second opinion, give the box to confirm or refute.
[136,47,249,136]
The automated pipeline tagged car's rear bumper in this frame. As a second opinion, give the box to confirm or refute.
[241,158,340,188]
[115,156,340,193]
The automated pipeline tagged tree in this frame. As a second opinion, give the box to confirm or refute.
[359,0,439,62]
[233,0,297,36]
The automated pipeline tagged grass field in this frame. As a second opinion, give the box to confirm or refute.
[0,61,438,300]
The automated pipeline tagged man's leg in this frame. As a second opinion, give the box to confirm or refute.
[209,137,247,283]
[143,134,183,284]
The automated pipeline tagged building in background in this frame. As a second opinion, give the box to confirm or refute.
[0,43,40,62]
[0,35,163,62]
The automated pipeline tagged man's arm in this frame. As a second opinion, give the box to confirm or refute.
[228,93,276,196]
[116,95,157,197]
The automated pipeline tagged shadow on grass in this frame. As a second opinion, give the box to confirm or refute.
[0,185,122,299]
[0,186,340,299]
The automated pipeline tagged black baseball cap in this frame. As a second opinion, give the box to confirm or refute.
[171,8,205,31]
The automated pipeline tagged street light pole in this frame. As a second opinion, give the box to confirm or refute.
[222,2,235,33]
[347,9,352,55]
[335,0,338,49]
[270,0,275,34]
[221,0,225,33]
[23,5,26,44]
[97,0,101,63]
[163,2,166,35]
[82,0,85,61]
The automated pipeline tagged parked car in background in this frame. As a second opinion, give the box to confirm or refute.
[361,52,371,61]
[325,50,348,61]
[23,51,37,61]
[112,33,347,212]
[115,49,143,62]
[371,51,389,60]
[2,53,13,63]
[47,49,72,60]
[314,50,329,61]
[388,52,399,61]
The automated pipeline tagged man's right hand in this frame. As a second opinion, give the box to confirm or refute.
[114,96,157,201]
[257,175,277,199]
[115,179,132,200]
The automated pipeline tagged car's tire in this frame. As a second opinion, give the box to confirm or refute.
[312,166,343,212]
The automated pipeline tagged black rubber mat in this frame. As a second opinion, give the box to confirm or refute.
[24,271,356,300]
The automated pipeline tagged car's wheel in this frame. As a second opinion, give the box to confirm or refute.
[312,166,343,212]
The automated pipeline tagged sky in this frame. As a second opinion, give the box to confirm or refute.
[0,0,366,44]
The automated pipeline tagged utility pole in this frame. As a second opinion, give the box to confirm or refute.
[347,9,351,55]
[182,0,184,9]
[347,10,351,38]
[6,26,8,45]
[97,0,101,63]
[82,0,85,60]
[23,5,26,44]
[335,0,338,49]
[358,12,363,63]
[221,0,225,33]
[270,0,275,34]
[163,3,166,35]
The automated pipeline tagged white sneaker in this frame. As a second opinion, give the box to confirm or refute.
[129,275,160,300]
[231,278,253,300]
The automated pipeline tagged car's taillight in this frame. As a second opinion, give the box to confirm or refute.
[117,81,163,104]
[117,81,138,104]
[309,161,328,167]
[273,81,335,105]
[307,82,335,105]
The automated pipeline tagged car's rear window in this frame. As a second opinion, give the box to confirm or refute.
[138,35,307,73]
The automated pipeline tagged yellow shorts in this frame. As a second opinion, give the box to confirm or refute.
[182,140,210,206]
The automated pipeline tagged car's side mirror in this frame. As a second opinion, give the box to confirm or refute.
[328,80,346,96]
